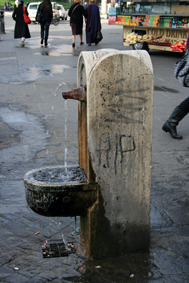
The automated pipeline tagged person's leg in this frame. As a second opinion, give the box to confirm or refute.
[178,97,189,113]
[40,22,45,45]
[79,34,83,45]
[162,97,189,139]
[44,21,50,46]
[72,35,76,48]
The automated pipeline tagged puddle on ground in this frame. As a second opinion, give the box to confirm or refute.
[0,64,71,84]
[62,253,154,282]
[35,44,82,57]
[0,118,21,149]
[0,107,50,163]
[26,37,80,57]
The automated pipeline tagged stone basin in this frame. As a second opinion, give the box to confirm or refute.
[24,165,97,217]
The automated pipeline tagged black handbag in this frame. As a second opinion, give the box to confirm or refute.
[174,49,189,87]
[96,30,103,43]
[36,5,43,23]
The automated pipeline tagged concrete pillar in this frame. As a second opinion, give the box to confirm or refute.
[78,49,153,259]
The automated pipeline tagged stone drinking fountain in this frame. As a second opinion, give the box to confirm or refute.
[24,49,153,259]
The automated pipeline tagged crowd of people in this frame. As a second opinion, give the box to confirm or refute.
[4,2,12,11]
[68,0,101,47]
[11,0,102,48]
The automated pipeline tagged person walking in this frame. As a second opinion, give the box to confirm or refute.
[12,0,31,47]
[85,0,101,46]
[162,35,189,140]
[68,0,87,48]
[162,97,189,139]
[36,0,53,47]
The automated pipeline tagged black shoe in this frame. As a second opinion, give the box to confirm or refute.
[162,122,183,139]
[45,39,48,47]
[162,106,186,139]
[80,42,84,45]
[72,43,75,48]
[41,39,43,45]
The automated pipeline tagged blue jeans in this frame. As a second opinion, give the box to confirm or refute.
[40,20,51,42]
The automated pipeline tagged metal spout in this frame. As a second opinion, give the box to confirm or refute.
[62,86,86,102]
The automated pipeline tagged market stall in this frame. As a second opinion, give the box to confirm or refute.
[108,0,189,52]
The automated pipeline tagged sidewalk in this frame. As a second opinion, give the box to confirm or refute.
[0,15,189,283]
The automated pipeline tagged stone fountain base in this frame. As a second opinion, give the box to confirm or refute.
[24,165,97,217]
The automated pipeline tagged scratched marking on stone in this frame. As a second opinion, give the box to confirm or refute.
[96,134,136,174]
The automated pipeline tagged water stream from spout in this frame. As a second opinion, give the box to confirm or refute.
[74,216,80,235]
[50,83,79,251]
[54,82,68,170]
[54,82,66,97]
[64,100,68,169]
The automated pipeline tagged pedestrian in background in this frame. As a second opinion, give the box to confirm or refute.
[12,0,31,47]
[36,0,53,47]
[68,0,87,48]
[85,0,101,46]
[162,97,189,139]
[4,2,8,11]
[162,35,189,140]
[14,0,18,8]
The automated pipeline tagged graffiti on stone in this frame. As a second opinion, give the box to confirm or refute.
[96,133,136,174]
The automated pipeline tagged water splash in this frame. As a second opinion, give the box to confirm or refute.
[64,148,68,167]
[54,82,66,97]
[57,219,67,245]
[53,82,69,168]
[32,166,87,183]
[74,216,80,235]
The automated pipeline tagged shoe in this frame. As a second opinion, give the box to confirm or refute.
[72,43,75,48]
[162,106,186,139]
[21,37,25,47]
[41,39,43,46]
[80,42,84,45]
[162,121,183,139]
[88,43,91,46]
[45,40,48,47]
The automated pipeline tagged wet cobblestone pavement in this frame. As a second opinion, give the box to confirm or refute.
[0,13,189,282]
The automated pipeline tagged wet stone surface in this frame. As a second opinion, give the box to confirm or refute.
[0,64,72,85]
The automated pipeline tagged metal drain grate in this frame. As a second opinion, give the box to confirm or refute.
[42,240,76,258]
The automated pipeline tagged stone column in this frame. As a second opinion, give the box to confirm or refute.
[78,49,153,259]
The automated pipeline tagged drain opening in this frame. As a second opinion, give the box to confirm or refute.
[42,240,76,258]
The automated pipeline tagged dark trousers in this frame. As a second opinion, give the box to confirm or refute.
[40,21,51,41]
[178,97,189,115]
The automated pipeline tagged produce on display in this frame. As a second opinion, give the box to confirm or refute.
[170,40,186,52]
[126,32,171,44]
